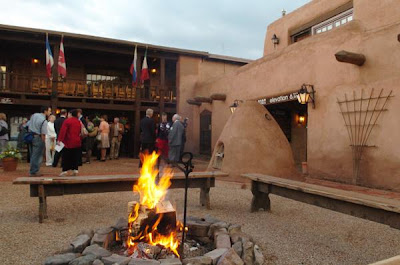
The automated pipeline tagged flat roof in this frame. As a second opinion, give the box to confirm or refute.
[0,24,252,64]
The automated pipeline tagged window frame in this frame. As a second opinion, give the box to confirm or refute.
[312,8,353,35]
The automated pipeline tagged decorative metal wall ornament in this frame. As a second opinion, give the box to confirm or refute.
[337,88,393,184]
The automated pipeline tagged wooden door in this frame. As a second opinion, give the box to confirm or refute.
[200,110,212,155]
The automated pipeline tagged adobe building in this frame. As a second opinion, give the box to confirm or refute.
[184,0,400,191]
[0,25,249,157]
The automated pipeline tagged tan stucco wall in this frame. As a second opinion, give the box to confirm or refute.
[177,55,243,154]
[207,101,300,182]
[188,0,400,190]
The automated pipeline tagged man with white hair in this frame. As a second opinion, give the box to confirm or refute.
[140,108,156,158]
[168,114,184,162]
[109,117,124,160]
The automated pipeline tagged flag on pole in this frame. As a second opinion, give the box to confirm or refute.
[129,45,138,86]
[58,35,67,78]
[45,33,54,80]
[141,47,149,83]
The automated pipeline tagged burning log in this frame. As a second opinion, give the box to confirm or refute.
[129,200,177,237]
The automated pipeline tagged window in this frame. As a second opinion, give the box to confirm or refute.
[0,66,6,89]
[291,28,312,43]
[312,8,353,35]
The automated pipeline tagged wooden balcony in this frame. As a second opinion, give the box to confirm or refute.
[0,72,177,103]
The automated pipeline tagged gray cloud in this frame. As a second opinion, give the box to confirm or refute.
[0,0,309,59]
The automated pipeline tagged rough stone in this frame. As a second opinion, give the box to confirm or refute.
[204,215,221,224]
[44,253,80,265]
[96,227,114,235]
[241,241,254,265]
[208,222,229,237]
[91,231,114,249]
[82,244,112,258]
[113,217,129,230]
[228,225,241,236]
[212,228,228,242]
[101,254,131,265]
[129,258,161,265]
[92,260,104,265]
[230,233,253,244]
[159,258,182,265]
[78,229,95,239]
[204,248,228,265]
[215,234,231,249]
[69,254,98,265]
[182,256,213,265]
[187,220,210,237]
[232,242,243,257]
[253,245,264,265]
[217,248,244,265]
[71,234,91,253]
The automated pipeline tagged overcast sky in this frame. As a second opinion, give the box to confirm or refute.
[0,0,310,59]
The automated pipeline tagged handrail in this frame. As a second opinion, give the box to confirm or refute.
[0,72,176,102]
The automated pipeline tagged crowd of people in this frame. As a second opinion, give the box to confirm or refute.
[140,108,188,165]
[0,107,188,176]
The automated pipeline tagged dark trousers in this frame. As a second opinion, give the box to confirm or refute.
[62,148,80,172]
[52,149,63,167]
[139,142,155,167]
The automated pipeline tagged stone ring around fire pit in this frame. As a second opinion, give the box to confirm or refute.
[43,215,265,265]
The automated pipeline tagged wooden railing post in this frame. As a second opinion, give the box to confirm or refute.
[160,58,165,114]
[51,41,60,111]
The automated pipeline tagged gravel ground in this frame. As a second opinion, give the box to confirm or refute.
[1,180,400,265]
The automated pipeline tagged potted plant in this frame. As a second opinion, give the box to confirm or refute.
[0,145,21,172]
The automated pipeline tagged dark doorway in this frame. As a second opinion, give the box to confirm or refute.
[200,110,212,155]
[265,101,308,171]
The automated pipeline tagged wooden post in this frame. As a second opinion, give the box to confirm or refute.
[335,50,366,66]
[38,185,47,223]
[160,58,166,114]
[250,181,271,212]
[200,178,211,209]
[133,53,143,158]
[51,39,60,111]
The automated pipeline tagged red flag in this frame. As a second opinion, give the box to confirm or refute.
[141,48,149,83]
[58,35,67,78]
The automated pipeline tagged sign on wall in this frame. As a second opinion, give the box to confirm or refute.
[258,91,299,105]
[0,97,14,104]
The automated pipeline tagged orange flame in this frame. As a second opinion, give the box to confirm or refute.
[127,151,181,257]
[135,152,172,209]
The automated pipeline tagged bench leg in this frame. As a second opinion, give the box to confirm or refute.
[38,185,48,223]
[200,187,211,209]
[251,181,271,212]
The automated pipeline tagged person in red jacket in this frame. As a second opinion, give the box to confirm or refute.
[57,109,82,176]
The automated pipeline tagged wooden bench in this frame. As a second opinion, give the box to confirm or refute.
[242,173,400,230]
[13,171,228,223]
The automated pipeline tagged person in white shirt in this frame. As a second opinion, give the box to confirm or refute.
[45,115,56,166]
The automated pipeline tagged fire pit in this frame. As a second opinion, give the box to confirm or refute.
[43,153,265,265]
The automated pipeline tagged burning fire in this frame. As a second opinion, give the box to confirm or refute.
[127,152,182,257]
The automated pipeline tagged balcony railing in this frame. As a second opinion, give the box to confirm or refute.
[0,72,176,103]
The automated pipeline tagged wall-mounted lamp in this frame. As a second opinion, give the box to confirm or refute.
[55,108,61,115]
[297,84,316,109]
[32,58,40,64]
[298,115,306,125]
[150,68,157,74]
[229,100,243,114]
[271,34,280,47]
